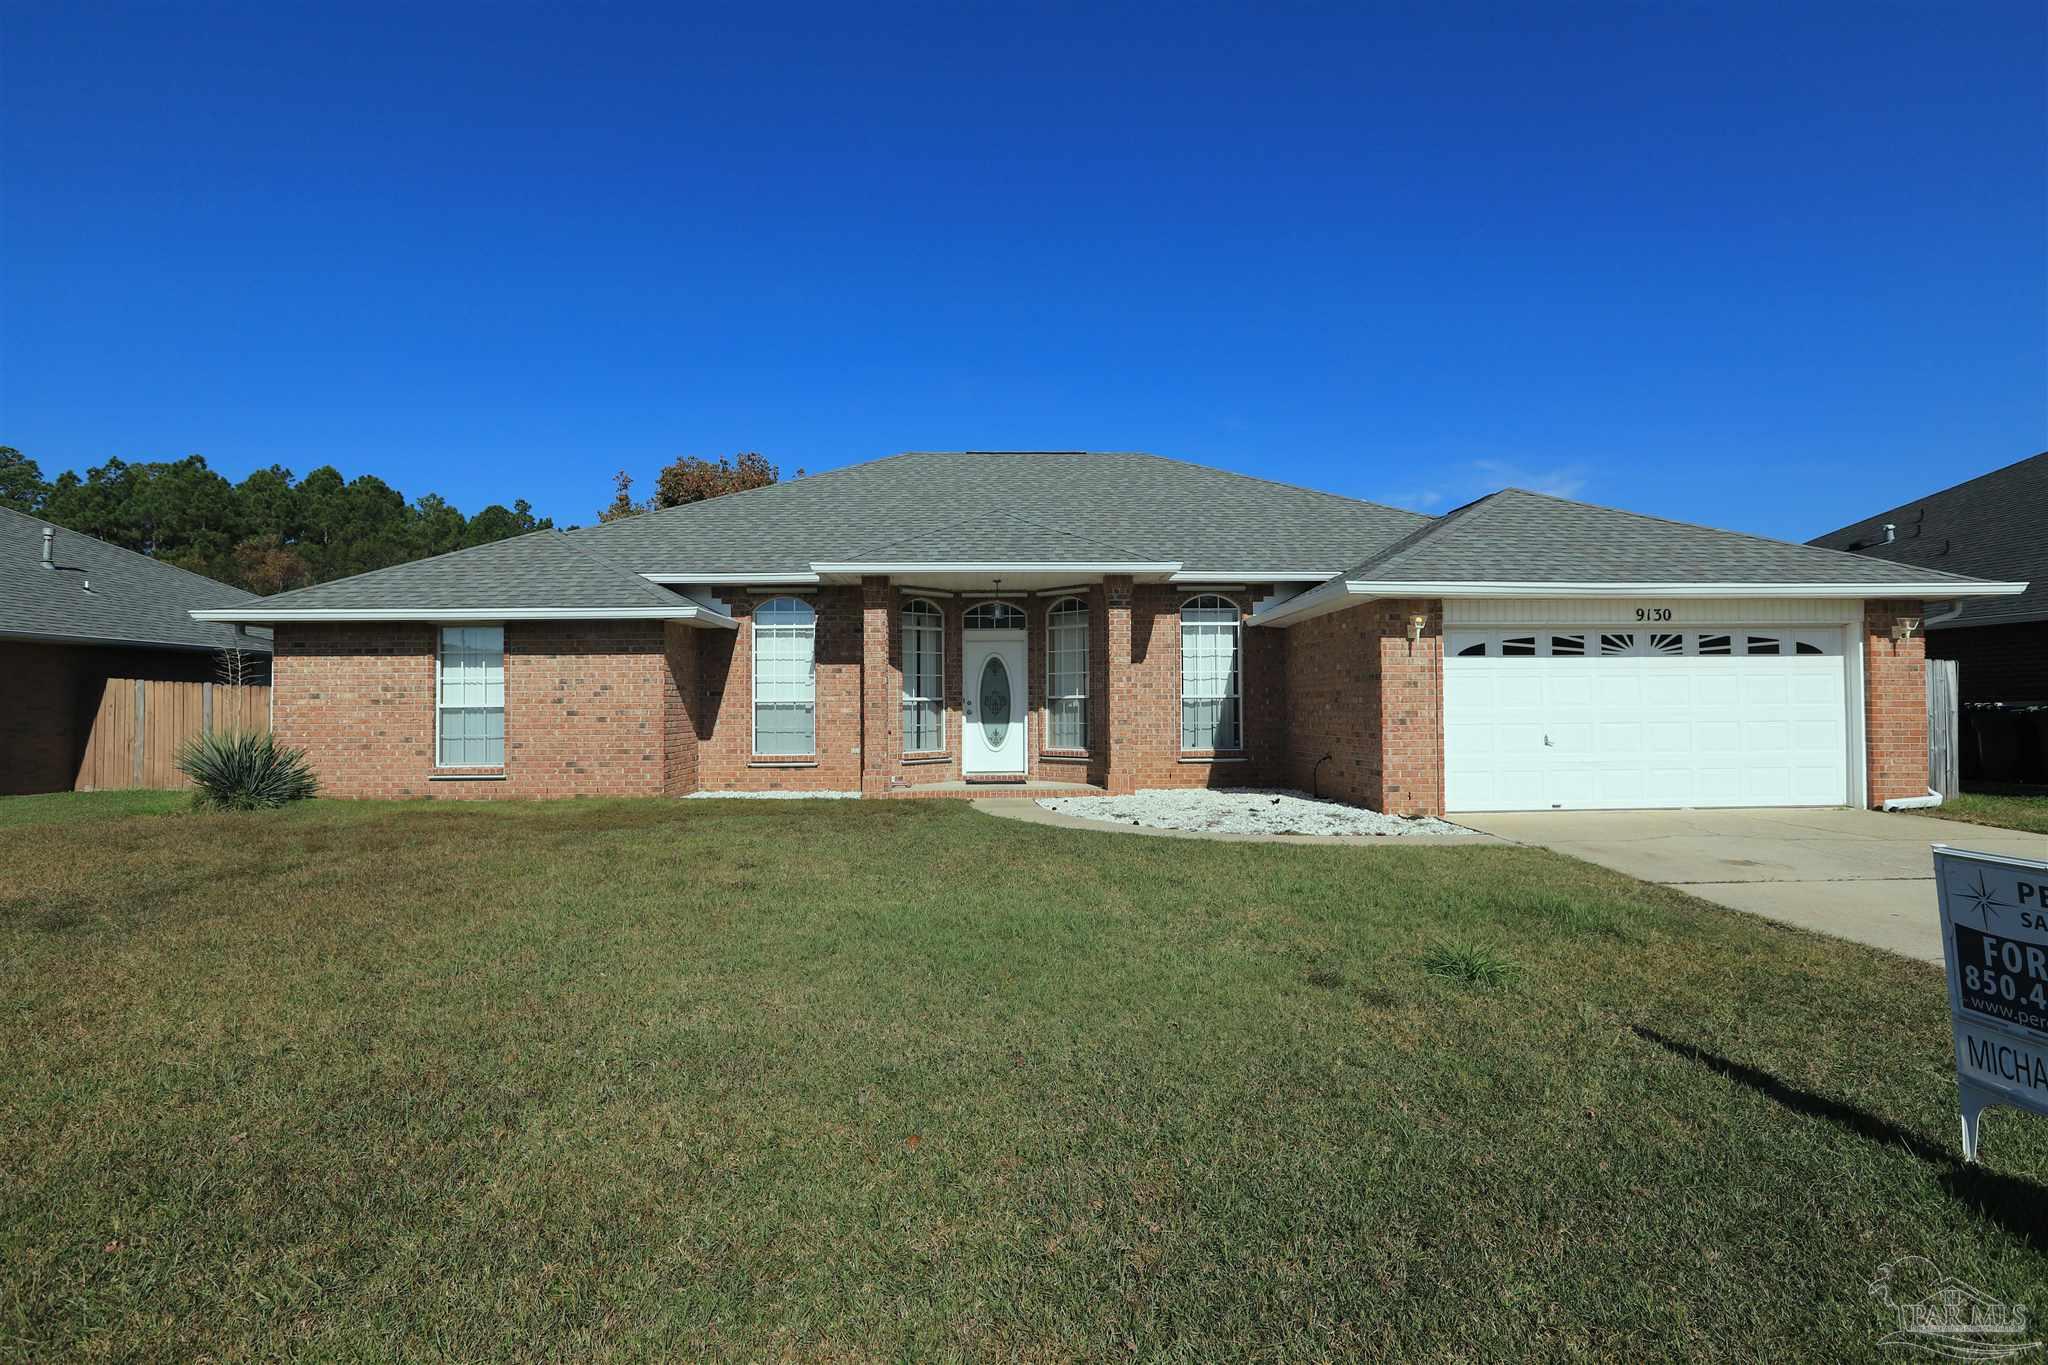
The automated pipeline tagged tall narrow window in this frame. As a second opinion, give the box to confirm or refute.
[753,597,816,755]
[902,598,944,752]
[1180,595,1241,750]
[437,626,505,767]
[1047,597,1089,750]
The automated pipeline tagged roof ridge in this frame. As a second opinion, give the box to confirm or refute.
[1487,487,1988,586]
[0,504,256,600]
[1340,495,1491,578]
[553,532,694,605]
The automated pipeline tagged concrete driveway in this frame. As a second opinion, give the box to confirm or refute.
[1453,807,2047,964]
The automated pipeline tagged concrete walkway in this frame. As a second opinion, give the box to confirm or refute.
[1454,807,2048,963]
[973,798,1505,847]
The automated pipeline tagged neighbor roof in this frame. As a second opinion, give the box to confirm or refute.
[574,451,1430,575]
[189,529,731,624]
[1808,452,2047,630]
[0,506,267,653]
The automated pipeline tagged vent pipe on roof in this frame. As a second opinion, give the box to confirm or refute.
[1882,522,1896,545]
[41,527,53,567]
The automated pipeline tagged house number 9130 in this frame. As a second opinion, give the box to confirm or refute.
[1634,607,1673,622]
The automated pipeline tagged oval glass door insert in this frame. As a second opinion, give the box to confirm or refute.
[979,656,1012,747]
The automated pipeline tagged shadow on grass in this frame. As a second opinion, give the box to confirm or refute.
[1633,1026,2048,1253]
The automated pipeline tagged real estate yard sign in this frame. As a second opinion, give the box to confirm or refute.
[1934,845,2048,1162]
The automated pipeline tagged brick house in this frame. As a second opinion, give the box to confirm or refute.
[192,452,2025,814]
[1810,451,2047,705]
[1,506,271,795]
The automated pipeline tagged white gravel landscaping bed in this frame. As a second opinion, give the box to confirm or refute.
[1035,788,1469,837]
[684,790,862,800]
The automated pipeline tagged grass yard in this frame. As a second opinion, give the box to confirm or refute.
[1935,791,2048,837]
[3,794,2045,1361]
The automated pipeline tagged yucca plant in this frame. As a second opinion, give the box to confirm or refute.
[176,731,319,811]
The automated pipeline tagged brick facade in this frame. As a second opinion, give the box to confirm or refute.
[0,640,226,795]
[273,621,673,799]
[265,590,1933,812]
[1278,598,1445,816]
[1863,600,1931,807]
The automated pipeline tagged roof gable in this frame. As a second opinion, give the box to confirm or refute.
[1808,452,2047,628]
[0,506,263,653]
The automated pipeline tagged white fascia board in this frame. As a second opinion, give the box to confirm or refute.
[642,572,820,586]
[190,606,737,629]
[809,560,1182,575]
[1168,571,1335,583]
[1246,578,1366,627]
[1343,580,2031,599]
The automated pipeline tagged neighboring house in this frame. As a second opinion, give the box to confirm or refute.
[1809,451,2048,704]
[1,506,271,795]
[190,451,2024,814]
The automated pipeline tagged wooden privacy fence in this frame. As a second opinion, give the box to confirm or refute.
[77,679,272,791]
[1927,658,1959,798]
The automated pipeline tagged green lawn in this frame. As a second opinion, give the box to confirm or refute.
[3,794,2044,1361]
[1936,791,2048,837]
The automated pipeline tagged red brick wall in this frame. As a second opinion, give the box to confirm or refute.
[273,621,678,799]
[1930,622,2048,704]
[695,589,864,792]
[662,621,700,796]
[0,640,227,795]
[1278,598,1444,816]
[1863,600,1929,807]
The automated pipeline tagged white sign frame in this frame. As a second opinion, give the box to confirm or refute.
[1933,844,2048,1162]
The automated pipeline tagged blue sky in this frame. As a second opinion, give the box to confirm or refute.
[3,2,2041,540]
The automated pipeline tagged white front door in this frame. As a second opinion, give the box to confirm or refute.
[1444,627,1851,811]
[963,635,1027,775]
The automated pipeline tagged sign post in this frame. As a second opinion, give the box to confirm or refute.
[1933,845,2048,1162]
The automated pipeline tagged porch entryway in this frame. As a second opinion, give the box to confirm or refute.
[962,602,1027,777]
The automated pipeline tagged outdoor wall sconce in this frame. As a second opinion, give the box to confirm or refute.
[1407,613,1428,642]
[1892,616,1922,642]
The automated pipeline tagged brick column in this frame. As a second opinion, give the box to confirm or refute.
[859,576,897,796]
[1863,599,1928,807]
[1373,599,1445,816]
[1101,574,1137,794]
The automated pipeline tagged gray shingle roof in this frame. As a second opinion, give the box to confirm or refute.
[1808,452,2046,629]
[1342,488,2000,587]
[211,529,699,614]
[0,506,266,652]
[574,452,1429,574]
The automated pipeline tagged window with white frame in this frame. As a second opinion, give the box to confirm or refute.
[902,598,944,752]
[1047,597,1089,750]
[753,597,816,755]
[1180,595,1241,751]
[437,625,505,767]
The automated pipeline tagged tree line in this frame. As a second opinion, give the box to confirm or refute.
[0,446,552,594]
[0,445,799,594]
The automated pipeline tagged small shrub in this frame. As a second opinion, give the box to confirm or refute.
[1420,941,1518,988]
[176,731,319,811]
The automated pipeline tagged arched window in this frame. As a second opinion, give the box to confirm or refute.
[752,597,816,756]
[1180,595,1241,751]
[1046,597,1089,750]
[964,600,1026,630]
[901,598,944,752]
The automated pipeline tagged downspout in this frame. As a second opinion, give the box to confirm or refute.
[1883,788,1944,812]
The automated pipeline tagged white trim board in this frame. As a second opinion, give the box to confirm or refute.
[191,606,737,628]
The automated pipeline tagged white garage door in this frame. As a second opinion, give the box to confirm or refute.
[1445,627,1850,812]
